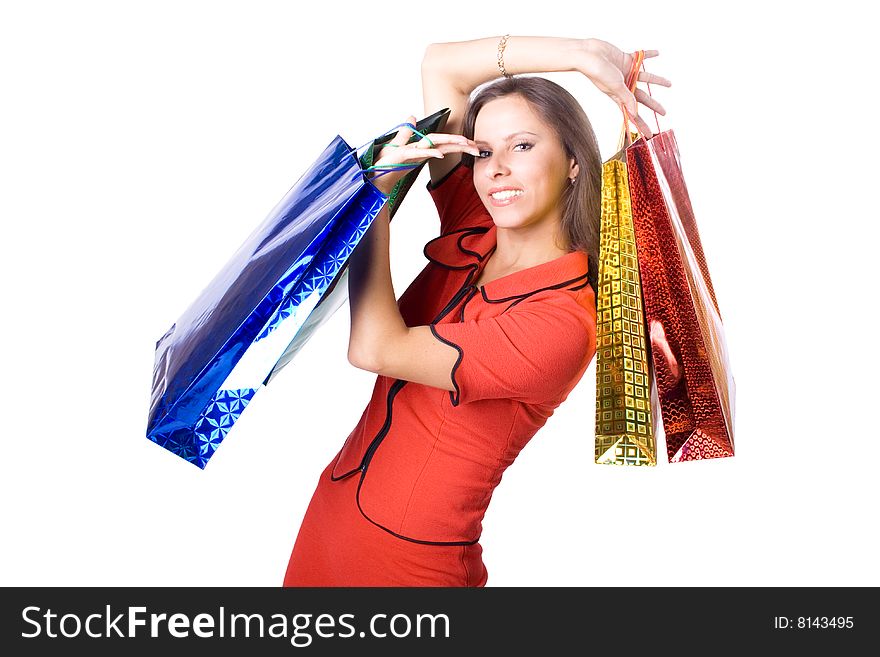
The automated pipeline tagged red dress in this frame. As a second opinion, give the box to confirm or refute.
[283,162,597,586]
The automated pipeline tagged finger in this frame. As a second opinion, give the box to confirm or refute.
[431,142,481,157]
[412,133,474,150]
[637,71,672,87]
[634,114,654,140]
[624,107,653,140]
[411,141,481,157]
[618,87,639,118]
[390,143,446,158]
[635,88,667,115]
[413,138,475,153]
[392,116,417,145]
[401,147,445,160]
[419,132,474,145]
[375,141,477,168]
[384,117,416,148]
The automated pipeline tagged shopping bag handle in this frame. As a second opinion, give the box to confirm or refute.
[357,122,435,180]
[617,50,664,151]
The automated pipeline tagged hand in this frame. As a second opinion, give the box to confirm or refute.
[580,39,672,139]
[368,115,481,196]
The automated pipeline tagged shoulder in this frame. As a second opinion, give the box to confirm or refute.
[512,285,596,330]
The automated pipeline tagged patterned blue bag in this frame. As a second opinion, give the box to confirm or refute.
[147,110,450,468]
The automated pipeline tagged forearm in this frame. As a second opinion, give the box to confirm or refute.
[422,36,589,95]
[346,202,407,370]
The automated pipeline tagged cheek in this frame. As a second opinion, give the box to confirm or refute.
[527,177,558,208]
[526,162,558,192]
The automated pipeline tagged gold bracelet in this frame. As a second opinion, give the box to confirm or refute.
[497,34,512,78]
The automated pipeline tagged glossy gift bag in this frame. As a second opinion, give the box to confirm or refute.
[146,110,450,469]
[594,60,657,467]
[625,115,736,463]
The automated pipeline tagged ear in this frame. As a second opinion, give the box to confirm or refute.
[569,158,579,180]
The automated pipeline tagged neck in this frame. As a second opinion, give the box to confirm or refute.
[493,219,569,270]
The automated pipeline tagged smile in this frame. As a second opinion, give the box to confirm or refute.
[490,189,523,200]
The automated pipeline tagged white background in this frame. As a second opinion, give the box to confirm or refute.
[1,1,875,587]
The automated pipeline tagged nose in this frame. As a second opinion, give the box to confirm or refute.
[483,153,511,181]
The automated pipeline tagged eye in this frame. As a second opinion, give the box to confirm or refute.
[475,142,533,159]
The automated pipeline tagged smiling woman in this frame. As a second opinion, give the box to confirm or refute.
[281,35,670,587]
[462,81,602,293]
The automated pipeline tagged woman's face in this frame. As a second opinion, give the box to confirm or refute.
[472,94,578,233]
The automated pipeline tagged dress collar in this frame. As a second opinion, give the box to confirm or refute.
[423,223,591,302]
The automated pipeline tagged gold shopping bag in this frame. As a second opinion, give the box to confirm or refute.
[594,55,657,466]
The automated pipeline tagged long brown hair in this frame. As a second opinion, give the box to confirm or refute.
[460,76,601,295]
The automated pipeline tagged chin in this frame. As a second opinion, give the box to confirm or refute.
[490,212,532,230]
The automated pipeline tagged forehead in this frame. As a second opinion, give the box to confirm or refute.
[473,95,546,140]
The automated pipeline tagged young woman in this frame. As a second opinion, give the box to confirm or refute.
[283,35,670,586]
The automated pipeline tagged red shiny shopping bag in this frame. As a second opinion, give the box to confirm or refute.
[622,63,736,463]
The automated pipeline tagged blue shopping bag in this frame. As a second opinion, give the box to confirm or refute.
[147,110,450,469]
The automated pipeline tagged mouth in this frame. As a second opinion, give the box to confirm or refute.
[488,189,524,206]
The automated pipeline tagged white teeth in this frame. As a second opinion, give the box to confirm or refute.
[491,190,523,200]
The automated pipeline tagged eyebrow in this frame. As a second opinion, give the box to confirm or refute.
[473,131,539,145]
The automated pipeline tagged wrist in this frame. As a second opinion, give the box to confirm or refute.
[575,38,598,74]
[367,172,401,197]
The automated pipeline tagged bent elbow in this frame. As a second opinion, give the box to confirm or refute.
[347,345,380,374]
[421,43,442,73]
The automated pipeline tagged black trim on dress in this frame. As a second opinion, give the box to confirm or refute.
[480,272,591,304]
[329,267,484,545]
[568,279,592,292]
[422,226,492,267]
[355,469,479,547]
[328,210,593,545]
[430,324,463,407]
[330,379,409,481]
[459,286,479,322]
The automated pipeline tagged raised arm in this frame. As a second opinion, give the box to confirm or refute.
[420,36,668,185]
[421,37,583,186]
[347,36,670,389]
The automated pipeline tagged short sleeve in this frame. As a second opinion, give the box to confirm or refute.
[429,295,596,406]
[426,162,491,235]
